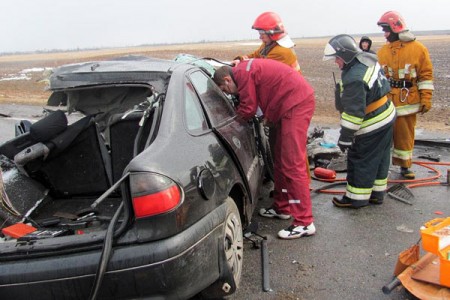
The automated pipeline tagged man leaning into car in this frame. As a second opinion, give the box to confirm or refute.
[212,58,316,240]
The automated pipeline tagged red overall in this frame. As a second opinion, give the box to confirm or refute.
[233,59,315,226]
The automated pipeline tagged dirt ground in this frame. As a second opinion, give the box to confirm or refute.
[0,35,449,133]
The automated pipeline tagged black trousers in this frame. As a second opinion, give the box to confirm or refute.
[346,124,393,201]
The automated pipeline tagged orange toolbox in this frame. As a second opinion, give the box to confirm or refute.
[420,217,450,288]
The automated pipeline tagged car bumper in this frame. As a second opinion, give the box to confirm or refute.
[0,202,228,300]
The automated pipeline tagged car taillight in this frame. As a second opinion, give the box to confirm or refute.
[130,173,182,218]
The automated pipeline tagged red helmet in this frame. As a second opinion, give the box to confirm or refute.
[252,12,286,41]
[377,11,408,33]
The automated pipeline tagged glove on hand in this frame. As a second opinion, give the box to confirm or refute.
[334,83,344,113]
[231,59,241,67]
[338,136,352,153]
[420,101,431,114]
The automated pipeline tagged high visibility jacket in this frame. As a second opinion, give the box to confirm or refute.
[233,59,314,123]
[377,40,434,116]
[336,54,396,148]
[235,43,301,73]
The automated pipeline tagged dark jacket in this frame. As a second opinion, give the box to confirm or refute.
[336,52,395,146]
[359,36,376,54]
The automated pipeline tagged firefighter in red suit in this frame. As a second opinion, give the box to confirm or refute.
[212,59,316,239]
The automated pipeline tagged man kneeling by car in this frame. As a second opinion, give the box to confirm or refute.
[212,59,316,240]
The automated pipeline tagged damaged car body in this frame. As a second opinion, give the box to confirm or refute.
[0,56,267,299]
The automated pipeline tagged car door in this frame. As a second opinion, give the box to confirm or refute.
[188,70,263,207]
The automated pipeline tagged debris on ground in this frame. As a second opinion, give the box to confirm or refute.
[396,225,414,233]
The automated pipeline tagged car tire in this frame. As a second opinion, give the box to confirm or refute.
[197,197,243,299]
[223,197,243,288]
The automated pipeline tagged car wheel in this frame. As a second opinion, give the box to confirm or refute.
[196,197,243,299]
[224,197,243,288]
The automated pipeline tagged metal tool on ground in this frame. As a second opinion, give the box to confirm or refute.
[385,161,449,204]
[387,163,450,205]
[386,183,414,205]
[418,154,440,162]
[311,181,347,194]
[243,222,272,292]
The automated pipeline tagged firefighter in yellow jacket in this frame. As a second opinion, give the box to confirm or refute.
[232,11,301,73]
[377,11,434,179]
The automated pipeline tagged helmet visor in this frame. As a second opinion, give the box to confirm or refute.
[323,43,337,61]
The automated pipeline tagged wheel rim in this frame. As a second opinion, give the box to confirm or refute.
[224,212,243,286]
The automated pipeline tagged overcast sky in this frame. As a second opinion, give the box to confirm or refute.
[1,0,449,53]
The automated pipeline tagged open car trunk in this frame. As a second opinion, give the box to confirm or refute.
[0,85,160,255]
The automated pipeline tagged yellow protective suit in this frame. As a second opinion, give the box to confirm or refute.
[377,39,434,168]
[235,43,301,73]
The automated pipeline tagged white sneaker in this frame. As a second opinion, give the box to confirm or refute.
[278,223,316,239]
[259,208,291,220]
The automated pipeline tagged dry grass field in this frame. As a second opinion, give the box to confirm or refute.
[1,35,449,132]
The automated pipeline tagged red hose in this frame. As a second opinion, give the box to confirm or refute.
[312,160,450,194]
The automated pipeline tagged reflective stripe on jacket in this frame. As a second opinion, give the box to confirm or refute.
[377,40,434,116]
[336,58,395,143]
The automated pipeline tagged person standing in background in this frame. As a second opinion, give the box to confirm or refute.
[359,36,376,54]
[377,11,434,179]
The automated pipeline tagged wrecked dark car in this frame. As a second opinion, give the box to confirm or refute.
[0,56,268,299]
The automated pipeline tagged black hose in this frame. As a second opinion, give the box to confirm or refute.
[89,201,124,300]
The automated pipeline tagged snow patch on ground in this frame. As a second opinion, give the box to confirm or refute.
[0,67,52,81]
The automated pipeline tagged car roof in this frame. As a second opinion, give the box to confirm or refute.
[49,55,180,91]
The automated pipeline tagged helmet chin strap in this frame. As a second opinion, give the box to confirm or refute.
[387,32,399,43]
[382,26,399,43]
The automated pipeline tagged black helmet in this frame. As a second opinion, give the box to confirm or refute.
[323,34,361,64]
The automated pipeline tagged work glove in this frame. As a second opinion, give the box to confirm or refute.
[231,59,241,67]
[231,55,249,67]
[419,89,432,114]
[337,135,352,153]
[420,100,432,114]
[334,82,344,113]
[262,118,274,128]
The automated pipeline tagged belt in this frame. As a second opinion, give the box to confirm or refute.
[365,95,388,114]
[389,79,413,88]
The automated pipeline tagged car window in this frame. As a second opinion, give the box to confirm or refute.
[189,71,236,127]
[185,81,208,134]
